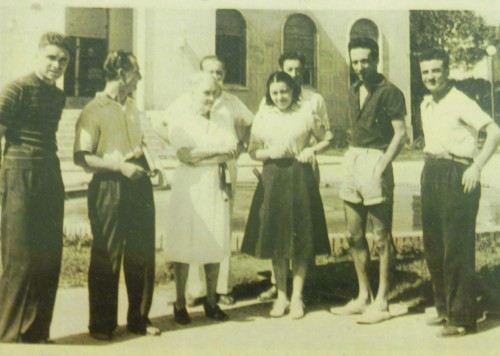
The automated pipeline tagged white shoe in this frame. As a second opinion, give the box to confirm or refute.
[269,299,289,318]
[289,300,305,320]
[330,299,369,316]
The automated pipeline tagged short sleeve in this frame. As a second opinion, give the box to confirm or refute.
[74,107,99,154]
[460,93,492,131]
[247,111,266,153]
[384,86,407,121]
[310,114,328,142]
[0,81,23,128]
[168,121,194,151]
[311,93,330,130]
[151,109,174,144]
[232,96,254,126]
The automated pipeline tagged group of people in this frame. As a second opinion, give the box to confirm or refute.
[0,31,498,344]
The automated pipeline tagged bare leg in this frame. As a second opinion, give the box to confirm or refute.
[368,203,394,310]
[269,258,290,317]
[173,262,190,309]
[289,257,308,319]
[204,263,220,307]
[291,258,308,304]
[344,201,373,304]
[272,258,289,303]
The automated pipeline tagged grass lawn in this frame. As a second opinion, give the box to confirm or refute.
[56,231,500,314]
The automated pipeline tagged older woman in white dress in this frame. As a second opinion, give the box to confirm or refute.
[242,71,331,319]
[161,73,237,323]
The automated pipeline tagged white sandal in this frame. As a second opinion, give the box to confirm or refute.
[269,299,290,318]
[290,300,305,319]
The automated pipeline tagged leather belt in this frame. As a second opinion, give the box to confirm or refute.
[425,152,473,166]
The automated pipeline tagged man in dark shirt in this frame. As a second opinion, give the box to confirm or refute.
[330,37,407,324]
[0,32,72,343]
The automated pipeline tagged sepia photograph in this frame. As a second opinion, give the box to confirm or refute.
[0,0,499,354]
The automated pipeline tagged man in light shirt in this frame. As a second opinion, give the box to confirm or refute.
[418,48,500,337]
[154,56,253,305]
[74,51,160,340]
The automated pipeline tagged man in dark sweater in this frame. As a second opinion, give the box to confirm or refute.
[0,32,72,343]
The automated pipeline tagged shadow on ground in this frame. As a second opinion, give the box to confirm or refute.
[53,258,500,345]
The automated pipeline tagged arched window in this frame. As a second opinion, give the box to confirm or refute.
[349,18,380,85]
[283,14,317,87]
[216,10,246,86]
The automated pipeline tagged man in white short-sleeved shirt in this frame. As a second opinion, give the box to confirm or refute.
[419,48,500,337]
[154,56,253,306]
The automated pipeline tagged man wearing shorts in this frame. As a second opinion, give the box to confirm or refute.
[419,48,500,337]
[330,37,407,324]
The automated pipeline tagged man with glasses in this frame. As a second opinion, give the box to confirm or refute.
[74,50,160,340]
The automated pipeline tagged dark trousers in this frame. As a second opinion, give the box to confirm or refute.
[87,168,155,334]
[0,147,64,342]
[421,158,480,327]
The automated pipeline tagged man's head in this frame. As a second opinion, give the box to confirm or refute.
[418,48,450,94]
[103,51,142,95]
[36,32,72,84]
[189,72,221,116]
[200,56,225,87]
[278,52,306,86]
[348,37,379,83]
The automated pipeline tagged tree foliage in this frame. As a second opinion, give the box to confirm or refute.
[410,10,498,140]
[410,10,497,70]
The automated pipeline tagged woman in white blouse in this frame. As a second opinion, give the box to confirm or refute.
[241,71,331,319]
[162,73,237,324]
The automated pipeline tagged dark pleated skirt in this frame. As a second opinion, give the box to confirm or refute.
[241,158,330,260]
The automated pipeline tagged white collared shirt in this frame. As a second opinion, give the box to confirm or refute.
[421,87,492,158]
[249,101,327,156]
[259,87,330,131]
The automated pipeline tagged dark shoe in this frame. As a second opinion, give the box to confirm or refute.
[438,325,477,338]
[21,337,56,344]
[218,293,236,305]
[187,296,205,307]
[39,338,56,344]
[90,330,113,341]
[174,305,192,325]
[127,323,161,336]
[426,316,447,327]
[204,302,229,321]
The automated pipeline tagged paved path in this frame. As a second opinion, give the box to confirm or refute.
[1,285,500,355]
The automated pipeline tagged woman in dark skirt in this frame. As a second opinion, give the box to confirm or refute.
[241,71,331,319]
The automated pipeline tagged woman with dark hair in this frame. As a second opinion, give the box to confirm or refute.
[241,71,331,319]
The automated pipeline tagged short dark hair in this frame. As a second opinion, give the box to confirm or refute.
[199,55,225,70]
[265,71,301,106]
[38,32,73,53]
[278,52,306,69]
[418,48,450,71]
[103,50,138,81]
[348,37,379,61]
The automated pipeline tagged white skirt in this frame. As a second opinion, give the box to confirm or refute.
[163,164,230,264]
